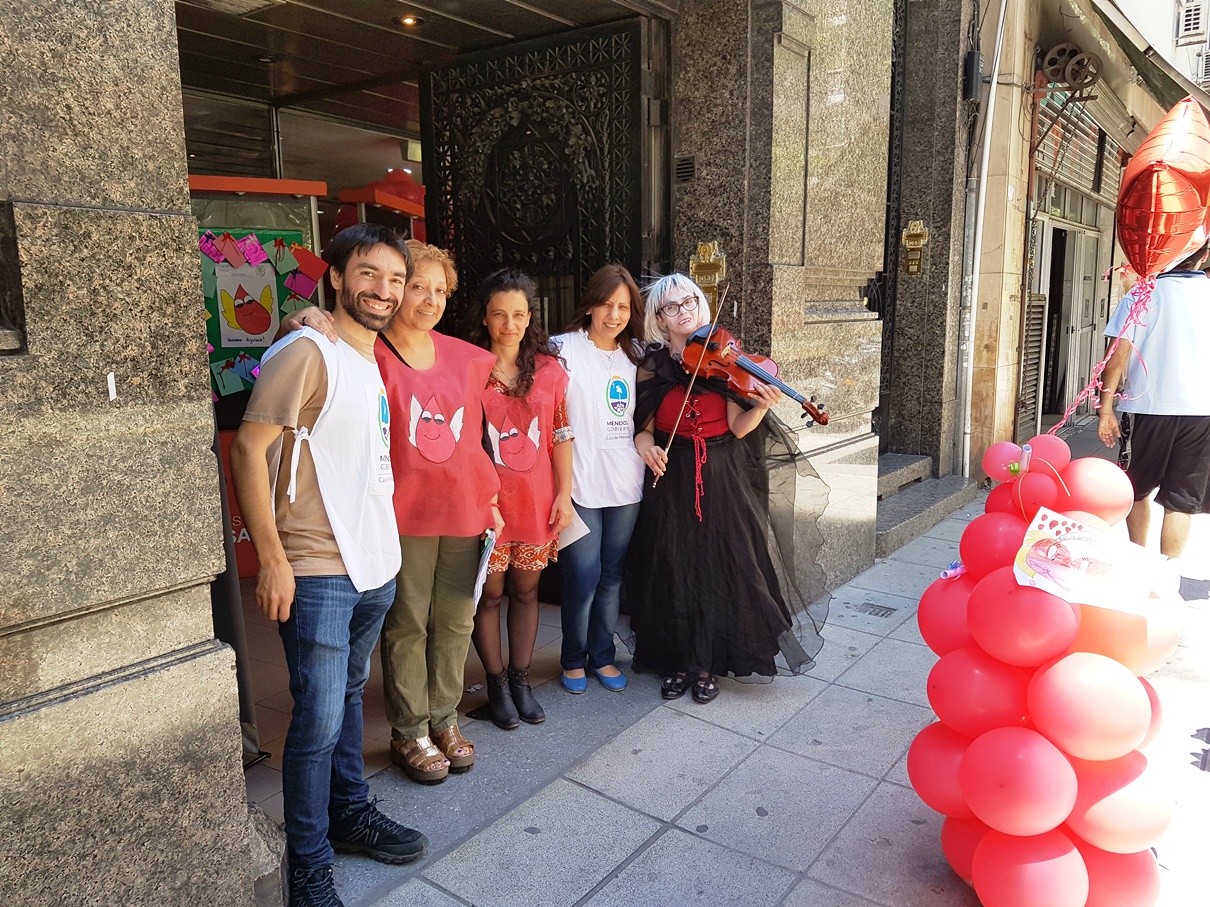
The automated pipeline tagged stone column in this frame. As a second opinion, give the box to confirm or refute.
[888,0,973,476]
[672,0,893,586]
[0,2,265,904]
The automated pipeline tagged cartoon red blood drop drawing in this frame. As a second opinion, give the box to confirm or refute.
[409,394,463,463]
[232,283,272,335]
[495,415,539,472]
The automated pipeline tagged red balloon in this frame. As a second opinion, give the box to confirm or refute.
[917,574,977,656]
[1025,433,1072,474]
[907,722,975,818]
[959,727,1077,836]
[1009,471,1058,521]
[1066,599,1181,676]
[985,481,1017,515]
[1138,677,1163,749]
[958,512,1028,581]
[1061,509,1112,532]
[967,567,1080,666]
[982,441,1025,482]
[927,646,1031,739]
[1067,751,1175,854]
[1028,653,1151,760]
[1071,836,1162,907]
[972,829,1089,907]
[1117,96,1210,278]
[1054,458,1135,526]
[940,815,991,882]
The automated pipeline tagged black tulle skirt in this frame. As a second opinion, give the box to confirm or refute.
[626,431,820,679]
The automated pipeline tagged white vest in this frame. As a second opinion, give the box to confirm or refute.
[263,327,401,591]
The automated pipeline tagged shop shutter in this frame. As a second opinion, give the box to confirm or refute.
[1016,293,1048,443]
[1036,92,1102,197]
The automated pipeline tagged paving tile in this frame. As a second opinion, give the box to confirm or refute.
[583,827,795,907]
[884,750,911,788]
[769,686,934,778]
[567,707,757,820]
[809,625,882,682]
[423,779,659,907]
[826,587,918,637]
[538,603,562,628]
[889,533,959,570]
[248,656,293,699]
[257,791,284,826]
[366,878,468,907]
[677,747,876,872]
[921,519,967,543]
[781,879,884,907]
[887,614,927,647]
[255,703,293,742]
[809,782,980,907]
[662,672,827,739]
[846,559,940,602]
[244,761,283,803]
[835,638,937,708]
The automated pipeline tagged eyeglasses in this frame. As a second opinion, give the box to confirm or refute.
[659,296,700,318]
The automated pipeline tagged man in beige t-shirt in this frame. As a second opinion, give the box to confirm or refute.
[231,223,424,907]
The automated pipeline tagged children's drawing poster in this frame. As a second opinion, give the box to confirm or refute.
[200,228,307,402]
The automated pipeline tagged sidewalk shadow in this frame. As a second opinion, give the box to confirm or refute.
[1180,576,1210,602]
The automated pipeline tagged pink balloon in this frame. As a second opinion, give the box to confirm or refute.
[1138,677,1163,749]
[1067,751,1175,853]
[1066,600,1180,676]
[940,815,991,882]
[1054,458,1135,525]
[985,481,1017,515]
[927,646,1032,739]
[983,441,1025,482]
[1028,653,1152,760]
[960,727,1078,836]
[972,829,1089,907]
[917,574,977,656]
[959,512,1028,581]
[1009,471,1059,521]
[967,566,1081,666]
[1026,433,1072,473]
[907,722,975,818]
[1071,835,1162,907]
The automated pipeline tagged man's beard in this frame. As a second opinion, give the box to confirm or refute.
[339,286,395,332]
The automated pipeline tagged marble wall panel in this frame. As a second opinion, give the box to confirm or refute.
[0,644,252,907]
[0,0,190,212]
[0,586,216,702]
[810,434,878,588]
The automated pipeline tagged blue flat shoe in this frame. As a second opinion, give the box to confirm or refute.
[588,666,627,692]
[561,671,587,694]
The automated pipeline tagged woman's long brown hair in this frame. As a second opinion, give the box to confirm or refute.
[562,263,645,366]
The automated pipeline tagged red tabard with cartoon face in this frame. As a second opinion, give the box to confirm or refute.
[482,356,569,546]
[375,331,501,537]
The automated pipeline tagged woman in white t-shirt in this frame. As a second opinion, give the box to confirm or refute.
[551,264,646,693]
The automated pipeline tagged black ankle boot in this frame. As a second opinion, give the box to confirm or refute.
[508,666,546,724]
[486,671,520,729]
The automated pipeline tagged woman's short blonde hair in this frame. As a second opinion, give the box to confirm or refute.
[642,273,710,343]
[406,239,458,293]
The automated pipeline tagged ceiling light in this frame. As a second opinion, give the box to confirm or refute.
[402,167,412,174]
[397,15,424,27]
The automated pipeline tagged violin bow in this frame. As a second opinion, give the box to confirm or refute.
[651,282,729,488]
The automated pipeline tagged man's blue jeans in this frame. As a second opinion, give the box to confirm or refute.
[278,574,395,870]
[559,502,640,671]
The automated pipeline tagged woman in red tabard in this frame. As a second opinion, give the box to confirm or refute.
[466,269,574,729]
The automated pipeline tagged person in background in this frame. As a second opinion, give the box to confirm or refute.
[626,273,828,704]
[232,224,427,907]
[467,268,574,728]
[551,264,646,694]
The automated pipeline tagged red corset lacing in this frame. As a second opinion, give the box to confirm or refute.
[654,388,729,521]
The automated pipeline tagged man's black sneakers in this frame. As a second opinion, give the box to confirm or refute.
[328,798,428,864]
[288,865,344,907]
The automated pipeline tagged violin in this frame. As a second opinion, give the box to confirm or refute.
[680,325,829,425]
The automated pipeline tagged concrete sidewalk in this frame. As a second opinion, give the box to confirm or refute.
[245,417,1210,907]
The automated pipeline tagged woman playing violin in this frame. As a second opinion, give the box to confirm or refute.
[627,273,828,703]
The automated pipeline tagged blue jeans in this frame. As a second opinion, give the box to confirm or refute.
[278,574,395,870]
[559,502,640,671]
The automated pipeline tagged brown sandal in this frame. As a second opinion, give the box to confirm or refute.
[390,735,449,785]
[433,724,475,773]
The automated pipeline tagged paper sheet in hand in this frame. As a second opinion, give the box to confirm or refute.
[558,509,591,549]
[473,529,497,610]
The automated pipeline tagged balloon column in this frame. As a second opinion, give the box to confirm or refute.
[909,436,1179,907]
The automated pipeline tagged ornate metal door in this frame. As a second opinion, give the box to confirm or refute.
[422,17,668,331]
